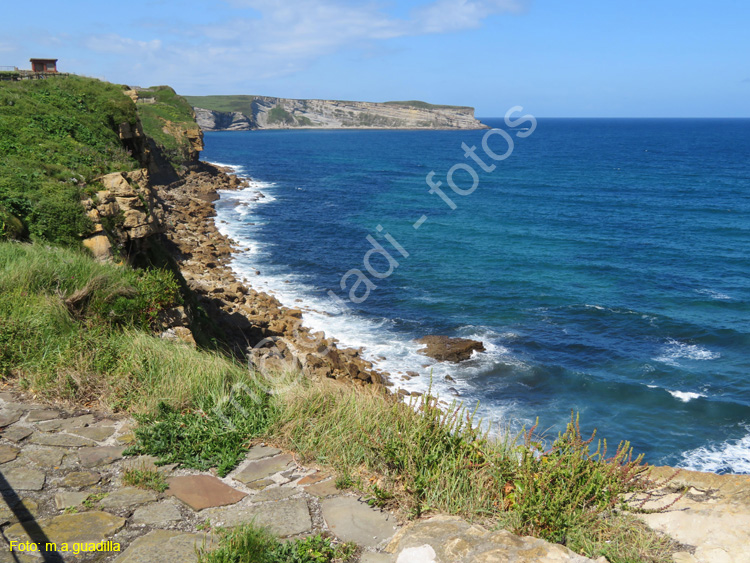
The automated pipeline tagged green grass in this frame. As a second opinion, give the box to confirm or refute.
[135,86,201,169]
[183,95,259,117]
[0,242,249,413]
[198,525,357,563]
[384,100,472,110]
[125,387,276,477]
[267,105,294,125]
[122,465,169,492]
[0,75,139,245]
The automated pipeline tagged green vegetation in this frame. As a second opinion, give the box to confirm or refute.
[198,524,357,563]
[125,387,276,477]
[384,100,472,110]
[183,95,258,117]
[0,76,676,563]
[135,85,201,170]
[0,75,139,244]
[0,243,245,412]
[122,465,169,492]
[267,105,294,125]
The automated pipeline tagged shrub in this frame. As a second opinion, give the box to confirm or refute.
[198,524,357,563]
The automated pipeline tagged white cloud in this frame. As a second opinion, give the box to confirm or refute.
[414,0,528,33]
[85,35,162,56]
[72,0,528,90]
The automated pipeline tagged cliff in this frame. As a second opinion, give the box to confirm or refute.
[185,95,487,131]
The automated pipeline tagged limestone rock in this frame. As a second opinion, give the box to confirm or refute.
[5,511,126,546]
[415,335,485,362]
[0,466,45,491]
[167,475,246,510]
[204,498,312,537]
[234,454,294,484]
[98,487,158,509]
[322,496,397,548]
[386,515,597,562]
[131,501,182,526]
[114,529,212,563]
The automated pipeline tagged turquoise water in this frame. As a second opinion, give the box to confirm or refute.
[204,118,750,473]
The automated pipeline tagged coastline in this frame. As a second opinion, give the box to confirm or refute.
[158,160,389,388]
[203,161,507,406]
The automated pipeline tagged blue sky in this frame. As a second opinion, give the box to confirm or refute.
[1,0,748,116]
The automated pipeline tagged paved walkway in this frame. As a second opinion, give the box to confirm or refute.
[0,390,600,562]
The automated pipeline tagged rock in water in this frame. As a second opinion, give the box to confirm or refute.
[415,335,485,363]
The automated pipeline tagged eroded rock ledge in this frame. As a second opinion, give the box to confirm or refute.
[158,162,386,386]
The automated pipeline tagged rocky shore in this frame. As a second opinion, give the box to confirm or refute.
[157,161,388,387]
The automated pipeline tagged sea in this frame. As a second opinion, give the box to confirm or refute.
[202,117,750,474]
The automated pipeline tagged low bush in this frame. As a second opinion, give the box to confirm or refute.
[198,524,357,563]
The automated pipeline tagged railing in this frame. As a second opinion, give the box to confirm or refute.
[0,71,71,81]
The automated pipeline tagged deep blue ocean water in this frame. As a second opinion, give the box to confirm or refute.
[203,118,750,473]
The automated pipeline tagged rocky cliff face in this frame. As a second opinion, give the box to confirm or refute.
[194,107,254,131]
[193,97,486,131]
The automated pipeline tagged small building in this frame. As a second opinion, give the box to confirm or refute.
[30,58,57,73]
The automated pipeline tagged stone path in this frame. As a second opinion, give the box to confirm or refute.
[0,389,612,562]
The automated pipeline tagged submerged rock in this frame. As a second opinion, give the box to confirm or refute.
[415,335,485,363]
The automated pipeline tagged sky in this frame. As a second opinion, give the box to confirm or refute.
[1,0,748,117]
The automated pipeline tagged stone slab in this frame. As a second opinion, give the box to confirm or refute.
[246,444,282,461]
[204,498,312,537]
[114,529,212,563]
[54,491,90,510]
[60,471,101,489]
[99,487,158,509]
[5,511,126,546]
[30,432,96,447]
[298,472,328,486]
[167,475,246,511]
[252,486,298,503]
[26,409,60,422]
[247,478,275,490]
[1,425,32,443]
[23,446,66,467]
[36,414,96,432]
[0,498,39,525]
[0,409,22,427]
[322,496,397,548]
[131,501,183,526]
[234,453,293,484]
[303,479,340,498]
[0,466,45,491]
[71,424,116,441]
[78,445,125,467]
[361,553,394,563]
[0,444,20,463]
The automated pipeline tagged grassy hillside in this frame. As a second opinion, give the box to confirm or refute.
[0,76,139,245]
[136,85,202,168]
[384,100,473,110]
[184,95,473,114]
[183,94,258,116]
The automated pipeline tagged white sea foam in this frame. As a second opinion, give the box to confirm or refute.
[667,390,706,402]
[206,160,247,175]
[679,430,750,474]
[654,338,720,367]
[212,172,524,427]
[695,288,733,301]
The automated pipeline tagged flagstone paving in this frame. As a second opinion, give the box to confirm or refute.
[0,388,616,562]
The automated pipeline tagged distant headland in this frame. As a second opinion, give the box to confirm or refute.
[183,95,488,131]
